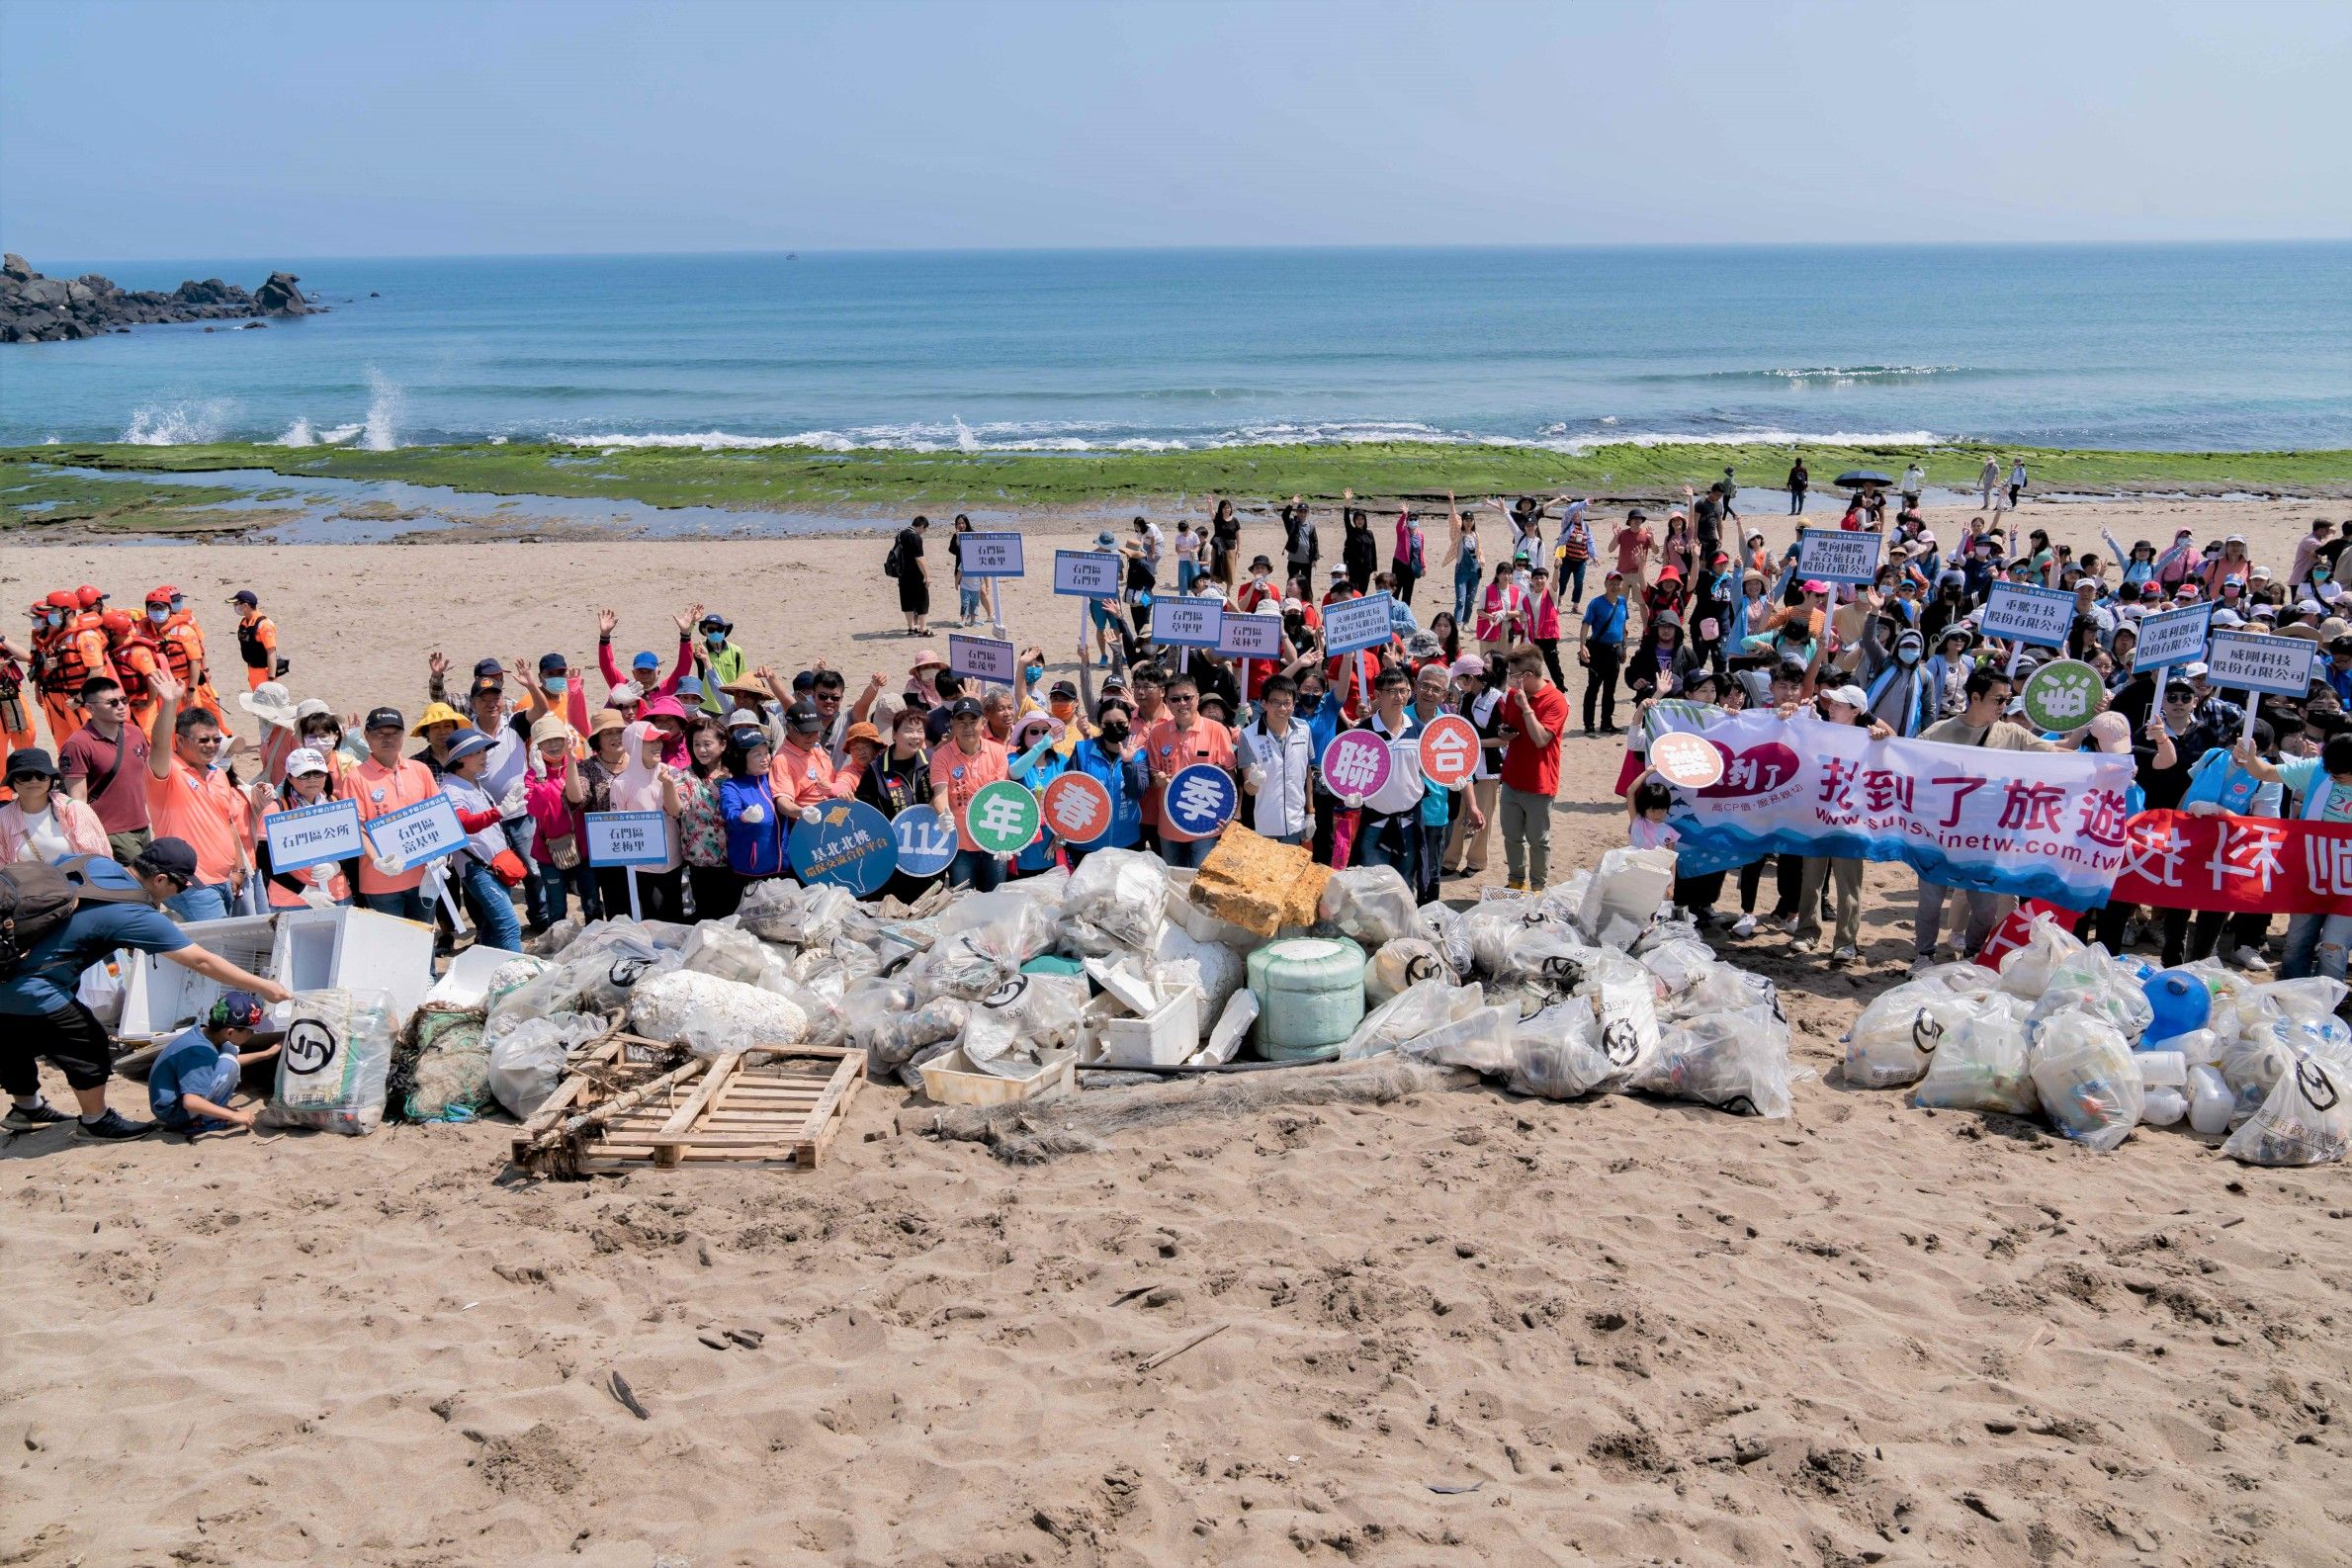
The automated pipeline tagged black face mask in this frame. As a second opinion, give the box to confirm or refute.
[1098,722,1130,742]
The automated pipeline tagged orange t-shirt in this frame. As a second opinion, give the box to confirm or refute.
[768,740,849,808]
[1143,717,1236,831]
[350,756,439,894]
[145,755,251,887]
[928,738,1009,851]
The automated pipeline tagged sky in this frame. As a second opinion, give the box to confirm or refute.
[4,0,2349,260]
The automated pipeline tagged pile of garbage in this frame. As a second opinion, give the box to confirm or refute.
[396,828,1802,1128]
[1843,914,2351,1167]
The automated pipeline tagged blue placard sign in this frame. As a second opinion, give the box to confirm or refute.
[890,804,959,878]
[265,797,365,875]
[789,799,899,895]
[1153,596,1225,649]
[1321,592,1395,655]
[360,793,469,873]
[1162,762,1237,841]
[584,810,671,868]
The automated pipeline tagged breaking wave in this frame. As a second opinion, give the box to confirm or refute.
[121,400,233,445]
[558,419,1945,456]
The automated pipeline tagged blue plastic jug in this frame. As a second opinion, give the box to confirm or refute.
[2141,969,2211,1047]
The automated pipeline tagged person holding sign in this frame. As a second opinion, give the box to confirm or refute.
[436,729,525,950]
[716,721,788,891]
[929,696,1011,890]
[249,747,354,909]
[1143,673,1236,870]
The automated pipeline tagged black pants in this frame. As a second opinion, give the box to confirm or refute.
[1788,488,1805,513]
[1535,637,1565,689]
[1738,853,1803,917]
[594,864,684,922]
[1582,645,1621,731]
[2158,908,2266,968]
[1393,563,1419,605]
[4,1000,114,1096]
[687,864,740,921]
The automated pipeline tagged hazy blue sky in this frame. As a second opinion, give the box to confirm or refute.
[5,0,2348,259]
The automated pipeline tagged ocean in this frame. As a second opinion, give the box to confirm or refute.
[4,244,2348,454]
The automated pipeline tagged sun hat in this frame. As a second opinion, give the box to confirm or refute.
[294,697,334,722]
[640,694,687,725]
[408,701,469,738]
[237,680,300,730]
[909,650,947,673]
[1450,654,1487,678]
[5,747,60,782]
[843,721,883,749]
[1094,529,1118,548]
[588,708,629,738]
[529,715,571,749]
[1801,579,1830,595]
[284,746,331,777]
[441,728,494,765]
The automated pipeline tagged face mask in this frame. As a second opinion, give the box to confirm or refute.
[1050,699,1076,720]
[2318,571,2332,583]
[1022,663,1044,684]
[1099,722,1130,742]
[1899,649,1920,665]
[546,676,567,696]
[147,607,168,623]
[44,612,62,628]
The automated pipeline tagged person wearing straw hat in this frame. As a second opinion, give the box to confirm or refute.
[405,701,471,778]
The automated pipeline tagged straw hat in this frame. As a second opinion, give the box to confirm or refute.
[237,680,300,730]
[408,701,470,738]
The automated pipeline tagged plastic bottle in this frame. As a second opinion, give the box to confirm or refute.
[2141,1086,2187,1127]
[2186,1064,2232,1135]
[2141,970,2212,1046]
[2134,1050,2187,1087]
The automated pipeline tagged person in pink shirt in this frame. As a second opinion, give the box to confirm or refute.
[1473,563,1528,653]
[595,604,700,701]
[1524,565,1566,687]
[1611,509,1656,610]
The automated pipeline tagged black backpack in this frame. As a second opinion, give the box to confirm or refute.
[0,856,146,977]
[883,537,903,578]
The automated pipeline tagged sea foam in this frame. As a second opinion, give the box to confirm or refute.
[121,400,233,445]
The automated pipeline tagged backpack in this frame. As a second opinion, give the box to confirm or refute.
[1,856,143,978]
[882,538,902,578]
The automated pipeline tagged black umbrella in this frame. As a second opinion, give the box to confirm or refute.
[1836,469,1894,487]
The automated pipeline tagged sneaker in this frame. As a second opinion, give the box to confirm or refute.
[2228,946,2273,974]
[1780,914,1803,936]
[1831,944,1860,965]
[1908,955,1939,977]
[1584,727,1598,739]
[4,1100,72,1131]
[1600,725,1622,736]
[1730,914,1756,938]
[1789,935,1820,954]
[75,1109,155,1141]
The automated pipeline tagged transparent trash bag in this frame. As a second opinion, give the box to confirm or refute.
[627,969,809,1057]
[264,989,396,1136]
[403,1007,490,1123]
[1636,937,1717,999]
[960,971,1089,1077]
[1366,937,1458,1003]
[1340,978,1487,1061]
[1318,865,1420,949]
[1911,1006,2038,1115]
[1996,915,2087,999]
[2030,1013,2142,1151]
[680,918,780,988]
[1846,984,1978,1089]
[2221,1054,2350,1167]
[485,1009,607,1119]
[1640,1004,1795,1118]
[2027,944,2154,1042]
[1060,849,1170,954]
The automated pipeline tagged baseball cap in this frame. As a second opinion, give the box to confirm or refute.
[538,653,567,675]
[2139,581,2162,598]
[631,650,661,670]
[1049,679,1079,700]
[2182,661,2210,679]
[2211,609,2244,628]
[285,747,331,777]
[843,721,883,749]
[207,991,267,1030]
[229,589,258,607]
[473,657,505,679]
[947,696,984,720]
[1825,684,1870,709]
[728,725,767,750]
[1450,655,1488,678]
[1801,579,1830,595]
[363,706,405,733]
[783,699,824,732]
[135,836,200,881]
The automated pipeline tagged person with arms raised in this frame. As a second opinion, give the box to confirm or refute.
[142,671,250,921]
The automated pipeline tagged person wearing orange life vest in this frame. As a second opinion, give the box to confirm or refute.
[228,589,282,691]
[3,607,41,763]
[31,591,87,749]
[146,585,219,718]
[51,591,117,746]
[103,610,169,736]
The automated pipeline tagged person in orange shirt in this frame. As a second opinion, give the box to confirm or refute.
[148,585,220,719]
[0,622,34,764]
[31,591,88,748]
[103,610,168,737]
[348,705,441,920]
[1142,671,1237,870]
[762,688,856,813]
[228,589,282,692]
[927,696,1011,892]
[143,671,252,921]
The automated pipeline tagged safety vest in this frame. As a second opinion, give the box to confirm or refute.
[112,634,164,706]
[50,626,109,690]
[160,618,205,685]
[237,613,274,669]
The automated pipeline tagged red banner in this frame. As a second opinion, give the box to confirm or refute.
[2113,810,2352,916]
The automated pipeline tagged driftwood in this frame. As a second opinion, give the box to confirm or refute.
[898,1054,1475,1163]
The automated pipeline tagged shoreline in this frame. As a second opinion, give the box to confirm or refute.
[6,438,2350,543]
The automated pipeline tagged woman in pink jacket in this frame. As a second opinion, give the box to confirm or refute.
[2,747,110,863]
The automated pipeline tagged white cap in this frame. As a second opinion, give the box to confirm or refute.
[285,747,331,777]
[2181,660,2210,679]
[1824,684,1870,709]
[2211,609,2244,628]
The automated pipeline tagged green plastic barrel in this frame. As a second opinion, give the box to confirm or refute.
[1249,936,1367,1061]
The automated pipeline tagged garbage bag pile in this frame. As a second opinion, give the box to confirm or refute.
[465,828,1797,1122]
[1841,913,2352,1166]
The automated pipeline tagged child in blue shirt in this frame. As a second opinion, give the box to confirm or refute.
[148,992,278,1134]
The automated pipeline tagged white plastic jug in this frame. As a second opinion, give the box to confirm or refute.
[2186,1064,2232,1136]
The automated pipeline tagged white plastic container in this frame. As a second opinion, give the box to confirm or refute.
[2134,1050,2187,1087]
[272,906,436,1032]
[1249,936,1367,1059]
[2187,1064,2233,1135]
[115,913,279,1043]
[918,1045,1076,1106]
[1094,984,1201,1068]
[2141,1086,2187,1127]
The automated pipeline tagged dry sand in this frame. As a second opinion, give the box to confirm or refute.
[4,495,2350,1567]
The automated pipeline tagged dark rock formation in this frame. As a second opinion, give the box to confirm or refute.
[0,254,325,342]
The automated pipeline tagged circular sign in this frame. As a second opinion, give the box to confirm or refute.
[890,805,959,878]
[1319,730,1393,803]
[1416,714,1480,789]
[1649,731,1726,790]
[2020,658,2104,733]
[1039,772,1116,848]
[789,799,900,896]
[284,1019,338,1078]
[1161,763,1237,842]
[964,779,1041,857]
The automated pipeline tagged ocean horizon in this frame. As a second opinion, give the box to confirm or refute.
[5,242,2348,454]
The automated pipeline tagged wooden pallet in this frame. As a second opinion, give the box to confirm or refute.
[514,1041,865,1177]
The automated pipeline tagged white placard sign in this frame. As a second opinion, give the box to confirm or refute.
[1321,592,1395,656]
[960,532,1025,577]
[265,797,364,875]
[1053,551,1123,598]
[947,633,1017,684]
[1795,529,1884,586]
[1153,596,1225,649]
[360,793,468,873]
[1979,582,2078,650]
[2132,602,2214,672]
[584,810,671,868]
[1216,611,1283,659]
[2206,629,2318,697]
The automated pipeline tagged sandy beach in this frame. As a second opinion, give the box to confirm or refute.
[5,492,2351,1567]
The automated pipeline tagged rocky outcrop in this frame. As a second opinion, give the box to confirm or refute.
[0,254,324,342]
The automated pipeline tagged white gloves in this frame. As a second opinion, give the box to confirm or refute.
[1245,765,1265,789]
[799,804,823,826]
[740,803,766,826]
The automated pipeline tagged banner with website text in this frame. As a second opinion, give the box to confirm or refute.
[2112,809,2352,917]
[1661,711,2135,908]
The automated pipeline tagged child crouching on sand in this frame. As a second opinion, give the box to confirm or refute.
[147,992,280,1134]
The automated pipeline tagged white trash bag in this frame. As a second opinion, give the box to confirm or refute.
[1340,978,1487,1061]
[2028,944,2154,1041]
[264,989,397,1136]
[485,1009,608,1118]
[1846,984,1978,1089]
[627,969,809,1057]
[2030,1013,2142,1152]
[1996,915,2087,999]
[2221,1053,2350,1167]
[1318,865,1420,948]
[1639,1004,1795,1118]
[1911,1004,2039,1115]
[1365,937,1459,1004]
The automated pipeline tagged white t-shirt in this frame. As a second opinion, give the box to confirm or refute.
[1174,529,1199,564]
[13,805,71,862]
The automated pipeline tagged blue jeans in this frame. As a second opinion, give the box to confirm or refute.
[358,889,430,921]
[1159,834,1216,869]
[527,861,600,926]
[947,848,1004,892]
[1453,559,1481,624]
[1561,559,1587,606]
[1177,561,1199,592]
[2281,913,2352,980]
[458,860,523,953]
[167,882,233,922]
[960,585,984,621]
[1356,812,1420,894]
